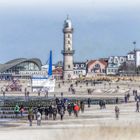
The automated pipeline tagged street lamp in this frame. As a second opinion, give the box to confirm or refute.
[133,41,136,76]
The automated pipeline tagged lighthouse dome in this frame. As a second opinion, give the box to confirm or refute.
[64,16,72,28]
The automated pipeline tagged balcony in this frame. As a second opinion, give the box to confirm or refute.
[61,50,75,55]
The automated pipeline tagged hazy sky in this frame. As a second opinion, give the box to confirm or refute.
[0,0,140,64]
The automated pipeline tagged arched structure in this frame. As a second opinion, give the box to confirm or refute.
[0,58,42,74]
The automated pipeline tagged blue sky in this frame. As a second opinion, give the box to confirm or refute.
[0,0,140,64]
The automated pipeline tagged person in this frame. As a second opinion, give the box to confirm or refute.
[115,106,120,120]
[99,100,103,109]
[67,103,73,116]
[80,101,85,113]
[87,98,91,108]
[136,101,139,112]
[59,106,64,120]
[2,91,5,100]
[61,92,63,97]
[45,90,48,98]
[20,105,24,117]
[48,105,53,119]
[116,97,119,104]
[38,90,41,97]
[37,111,41,126]
[52,106,57,120]
[14,104,20,118]
[127,93,130,101]
[44,107,49,120]
[74,104,79,117]
[28,107,34,126]
[124,94,127,103]
[58,83,61,88]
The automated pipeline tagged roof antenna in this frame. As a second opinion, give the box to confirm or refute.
[133,41,136,51]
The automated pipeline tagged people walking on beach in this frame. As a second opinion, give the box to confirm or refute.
[28,107,34,126]
[115,106,120,120]
[37,111,41,126]
[136,101,139,112]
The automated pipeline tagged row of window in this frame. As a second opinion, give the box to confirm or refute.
[107,69,118,73]
[6,62,40,73]
[74,70,84,75]
[74,64,86,68]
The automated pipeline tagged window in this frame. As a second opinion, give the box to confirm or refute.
[95,64,100,68]
[68,40,70,44]
[68,65,70,68]
[68,34,70,38]
[81,64,84,67]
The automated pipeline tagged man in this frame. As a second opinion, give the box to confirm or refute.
[59,106,64,120]
[14,104,20,118]
[115,106,120,120]
[87,98,91,108]
[80,101,85,113]
[28,107,34,126]
[37,111,41,126]
[52,106,57,120]
[136,101,139,112]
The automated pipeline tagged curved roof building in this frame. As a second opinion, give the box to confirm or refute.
[0,58,42,73]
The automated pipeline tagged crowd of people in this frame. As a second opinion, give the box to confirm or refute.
[13,98,87,126]
[27,98,85,126]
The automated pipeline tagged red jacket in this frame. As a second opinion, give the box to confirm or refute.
[74,105,79,111]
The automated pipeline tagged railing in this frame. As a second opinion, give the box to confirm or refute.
[61,50,75,54]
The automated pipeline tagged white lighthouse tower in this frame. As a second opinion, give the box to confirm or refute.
[61,16,75,80]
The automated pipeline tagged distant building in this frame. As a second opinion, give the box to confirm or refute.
[0,58,43,80]
[106,56,127,75]
[127,51,135,61]
[118,50,140,75]
[87,60,107,76]
[135,50,140,67]
[73,62,86,78]
[53,67,63,80]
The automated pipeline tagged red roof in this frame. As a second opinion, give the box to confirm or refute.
[53,67,63,74]
[87,60,108,67]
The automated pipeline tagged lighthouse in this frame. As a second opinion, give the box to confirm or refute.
[61,16,75,80]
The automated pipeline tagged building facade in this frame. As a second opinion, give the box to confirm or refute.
[0,58,43,80]
[61,16,75,80]
[73,62,86,78]
[87,60,107,76]
[106,56,127,75]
